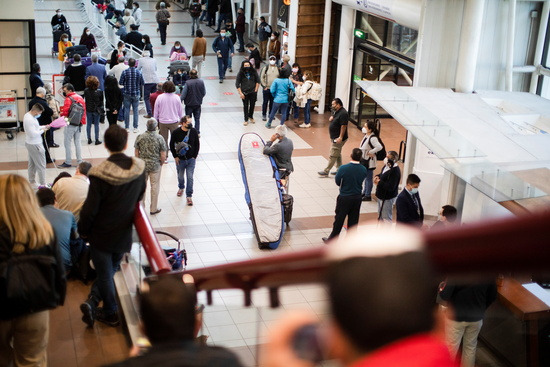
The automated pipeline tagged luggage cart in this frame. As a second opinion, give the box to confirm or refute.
[0,90,21,140]
[140,230,188,276]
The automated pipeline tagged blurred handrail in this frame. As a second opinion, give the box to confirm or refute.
[133,203,172,274]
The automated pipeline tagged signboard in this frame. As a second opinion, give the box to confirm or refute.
[53,74,66,107]
[354,28,366,40]
[277,0,289,29]
[333,0,420,30]
[0,91,18,123]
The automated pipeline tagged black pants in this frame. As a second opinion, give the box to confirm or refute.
[106,111,118,126]
[242,92,257,121]
[158,22,168,44]
[41,131,53,163]
[329,194,362,239]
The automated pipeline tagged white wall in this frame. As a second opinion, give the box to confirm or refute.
[0,0,34,19]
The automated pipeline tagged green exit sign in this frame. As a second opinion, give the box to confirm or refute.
[354,29,366,40]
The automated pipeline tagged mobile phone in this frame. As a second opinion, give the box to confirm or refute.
[291,323,324,363]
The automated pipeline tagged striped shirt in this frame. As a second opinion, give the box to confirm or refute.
[119,67,144,96]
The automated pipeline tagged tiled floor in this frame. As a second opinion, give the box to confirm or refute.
[6,1,412,366]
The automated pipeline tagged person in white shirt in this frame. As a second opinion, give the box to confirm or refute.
[108,56,129,85]
[132,2,143,27]
[138,51,159,118]
[24,104,50,187]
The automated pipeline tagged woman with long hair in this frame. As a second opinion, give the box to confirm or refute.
[0,174,66,366]
[289,62,303,122]
[359,120,383,201]
[297,70,316,128]
[104,75,123,126]
[142,34,153,57]
[84,76,104,144]
[57,33,72,72]
[79,27,97,52]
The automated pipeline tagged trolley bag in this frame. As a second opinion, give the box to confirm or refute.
[282,193,293,225]
[52,29,64,53]
[238,133,284,249]
[65,45,89,58]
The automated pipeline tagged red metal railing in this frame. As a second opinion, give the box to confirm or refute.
[133,203,172,274]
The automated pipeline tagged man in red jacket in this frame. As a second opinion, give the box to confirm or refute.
[59,83,86,168]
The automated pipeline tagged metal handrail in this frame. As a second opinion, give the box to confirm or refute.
[133,203,172,274]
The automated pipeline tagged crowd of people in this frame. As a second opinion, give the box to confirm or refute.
[0,2,501,367]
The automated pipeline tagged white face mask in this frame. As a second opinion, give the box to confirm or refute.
[362,127,368,134]
[292,68,298,73]
[175,46,180,49]
[86,31,91,35]
[57,12,62,16]
[269,60,276,65]
[302,76,307,81]
[271,36,276,40]
[383,157,388,166]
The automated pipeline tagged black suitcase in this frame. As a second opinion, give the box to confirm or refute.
[282,193,293,225]
[65,45,89,58]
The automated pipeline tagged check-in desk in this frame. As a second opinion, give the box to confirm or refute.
[480,278,550,367]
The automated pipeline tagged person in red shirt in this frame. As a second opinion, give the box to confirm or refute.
[261,226,457,367]
[59,83,86,168]
[149,82,164,116]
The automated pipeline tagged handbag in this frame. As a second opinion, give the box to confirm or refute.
[0,243,66,320]
[287,79,295,103]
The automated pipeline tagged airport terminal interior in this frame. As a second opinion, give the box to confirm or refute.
[1,0,550,366]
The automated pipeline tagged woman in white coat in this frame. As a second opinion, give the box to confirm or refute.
[295,70,315,128]
[359,120,383,201]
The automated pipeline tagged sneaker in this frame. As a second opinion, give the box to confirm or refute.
[133,128,139,133]
[299,123,311,128]
[186,197,193,206]
[249,118,255,123]
[150,209,162,215]
[126,128,130,132]
[262,115,267,121]
[229,68,233,72]
[80,296,98,328]
[59,162,72,168]
[219,79,223,84]
[95,140,102,145]
[95,308,120,327]
[331,171,338,175]
[177,189,184,197]
[88,138,92,144]
[243,120,248,126]
[265,123,272,129]
[49,143,60,148]
[318,171,329,177]
[362,195,372,202]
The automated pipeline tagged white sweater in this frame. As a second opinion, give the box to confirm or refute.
[23,112,45,145]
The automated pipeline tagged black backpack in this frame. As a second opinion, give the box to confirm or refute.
[189,3,201,17]
[67,96,84,126]
[369,135,387,161]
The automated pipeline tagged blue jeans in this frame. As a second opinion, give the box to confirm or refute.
[64,124,82,165]
[199,10,207,21]
[191,17,200,35]
[262,88,274,117]
[362,168,374,196]
[267,101,289,126]
[185,105,202,133]
[86,112,100,141]
[177,157,196,197]
[123,94,140,129]
[378,196,396,222]
[89,247,124,315]
[144,83,156,116]
[216,12,229,31]
[228,55,233,69]
[237,32,245,51]
[292,101,300,119]
[304,99,312,124]
[217,57,229,80]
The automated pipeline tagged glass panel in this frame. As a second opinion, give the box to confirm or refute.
[541,76,550,101]
[0,48,31,73]
[0,21,30,47]
[386,23,418,59]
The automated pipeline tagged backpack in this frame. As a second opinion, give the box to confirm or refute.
[67,96,84,126]
[264,24,272,35]
[369,135,387,160]
[189,3,201,17]
[309,82,323,101]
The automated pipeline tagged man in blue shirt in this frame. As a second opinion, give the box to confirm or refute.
[323,148,367,243]
[212,28,234,83]
[36,188,77,271]
[85,55,107,91]
[120,58,144,133]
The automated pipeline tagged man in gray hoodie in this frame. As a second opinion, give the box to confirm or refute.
[79,125,146,328]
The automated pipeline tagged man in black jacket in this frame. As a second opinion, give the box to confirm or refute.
[170,116,200,205]
[64,54,87,94]
[79,125,146,327]
[181,69,206,135]
[124,24,144,50]
[29,63,44,98]
[396,173,424,228]
[235,60,260,126]
[28,87,54,163]
[374,150,401,222]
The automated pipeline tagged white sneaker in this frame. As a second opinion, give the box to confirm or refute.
[299,123,311,128]
[126,128,130,132]
[133,128,139,133]
[243,120,248,126]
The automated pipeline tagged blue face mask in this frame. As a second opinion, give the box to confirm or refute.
[220,33,226,37]
[409,187,418,195]
[35,114,41,119]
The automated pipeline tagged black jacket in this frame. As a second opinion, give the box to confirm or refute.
[29,72,44,98]
[375,165,401,200]
[249,48,262,68]
[395,189,424,227]
[110,50,127,69]
[105,85,123,112]
[125,31,144,50]
[170,127,200,159]
[78,154,146,253]
[84,88,105,114]
[28,96,54,126]
[439,283,497,322]
[235,65,260,94]
[64,64,87,92]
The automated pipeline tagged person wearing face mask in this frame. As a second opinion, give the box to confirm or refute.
[170,116,200,205]
[268,31,281,61]
[297,70,316,128]
[212,28,234,83]
[156,2,171,45]
[265,68,295,128]
[318,98,348,176]
[58,33,73,73]
[236,60,260,126]
[235,8,246,52]
[132,2,142,27]
[288,63,303,122]
[109,41,127,69]
[373,150,401,222]
[358,120,383,201]
[260,56,279,121]
[142,34,154,57]
[170,41,188,60]
[28,87,55,164]
[246,43,262,70]
[23,104,50,187]
[396,173,424,228]
[431,205,458,229]
[191,29,206,77]
[225,21,237,72]
[257,16,272,60]
[51,9,71,39]
[79,27,97,53]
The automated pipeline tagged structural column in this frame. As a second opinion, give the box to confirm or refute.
[334,5,355,108]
